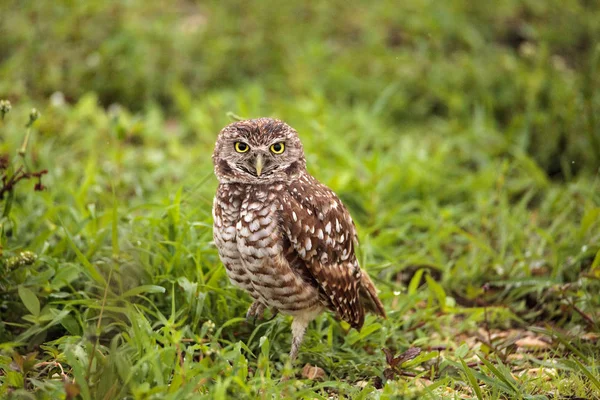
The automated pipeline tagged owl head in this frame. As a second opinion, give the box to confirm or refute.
[212,118,306,184]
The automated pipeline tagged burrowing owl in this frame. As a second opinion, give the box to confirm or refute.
[212,118,386,360]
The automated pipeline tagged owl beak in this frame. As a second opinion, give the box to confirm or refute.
[255,154,264,176]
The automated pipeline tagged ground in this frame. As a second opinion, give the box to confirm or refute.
[1,1,599,399]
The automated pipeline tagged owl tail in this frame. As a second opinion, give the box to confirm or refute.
[359,272,387,319]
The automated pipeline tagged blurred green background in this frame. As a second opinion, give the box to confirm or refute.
[1,1,599,399]
[2,0,599,175]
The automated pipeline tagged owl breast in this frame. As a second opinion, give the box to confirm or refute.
[213,183,323,315]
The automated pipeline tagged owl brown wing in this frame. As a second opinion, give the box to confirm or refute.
[279,173,365,329]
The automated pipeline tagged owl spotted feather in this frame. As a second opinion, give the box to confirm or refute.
[212,118,386,361]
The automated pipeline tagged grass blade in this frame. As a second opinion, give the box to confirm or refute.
[460,358,484,400]
[62,222,106,286]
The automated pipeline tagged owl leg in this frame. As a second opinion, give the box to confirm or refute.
[289,316,310,361]
[246,300,266,324]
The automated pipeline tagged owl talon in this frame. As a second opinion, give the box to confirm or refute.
[246,301,266,324]
[266,308,279,322]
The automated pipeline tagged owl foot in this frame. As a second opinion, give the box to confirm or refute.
[246,301,266,324]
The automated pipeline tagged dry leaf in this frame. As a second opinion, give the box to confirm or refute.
[520,368,557,380]
[301,363,326,381]
[382,347,421,368]
[382,348,395,366]
[507,353,525,361]
[414,378,435,389]
[515,337,550,350]
[582,332,599,342]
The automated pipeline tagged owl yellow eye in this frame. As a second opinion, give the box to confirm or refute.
[235,142,249,153]
[270,142,285,154]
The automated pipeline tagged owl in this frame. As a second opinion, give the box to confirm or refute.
[212,118,386,361]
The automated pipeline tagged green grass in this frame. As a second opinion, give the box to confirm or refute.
[1,1,600,399]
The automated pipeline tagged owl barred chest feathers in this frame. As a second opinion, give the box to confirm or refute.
[214,180,324,315]
[212,118,386,360]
